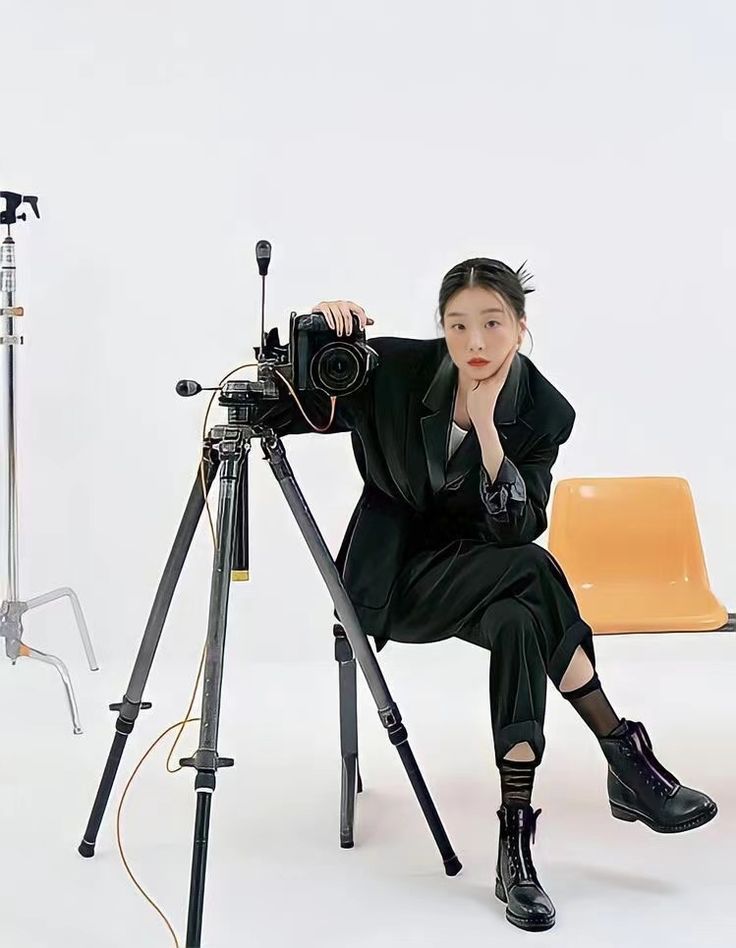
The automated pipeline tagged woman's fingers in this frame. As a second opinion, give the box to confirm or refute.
[311,300,374,335]
[342,301,363,335]
[337,302,353,336]
[325,303,340,330]
[312,302,335,330]
[343,301,375,334]
[346,301,365,328]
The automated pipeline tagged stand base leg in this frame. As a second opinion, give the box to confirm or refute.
[25,586,99,670]
[1,587,96,734]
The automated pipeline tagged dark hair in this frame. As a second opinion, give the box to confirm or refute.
[436,257,535,353]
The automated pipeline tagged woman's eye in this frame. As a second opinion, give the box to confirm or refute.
[451,322,499,329]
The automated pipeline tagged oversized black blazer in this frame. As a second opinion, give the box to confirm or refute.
[259,335,576,651]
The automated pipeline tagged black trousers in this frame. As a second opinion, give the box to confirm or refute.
[384,540,597,766]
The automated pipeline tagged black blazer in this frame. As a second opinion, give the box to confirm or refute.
[259,336,575,650]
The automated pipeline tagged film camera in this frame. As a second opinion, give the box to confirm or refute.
[261,310,378,396]
[216,310,379,425]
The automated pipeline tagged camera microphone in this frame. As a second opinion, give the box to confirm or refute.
[255,239,272,359]
[176,379,221,397]
[255,240,271,276]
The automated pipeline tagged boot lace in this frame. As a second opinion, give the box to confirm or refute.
[500,806,542,883]
[618,720,679,797]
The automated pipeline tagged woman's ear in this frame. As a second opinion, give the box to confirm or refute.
[517,318,527,348]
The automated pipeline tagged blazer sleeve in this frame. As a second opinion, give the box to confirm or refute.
[255,377,369,436]
[477,409,575,546]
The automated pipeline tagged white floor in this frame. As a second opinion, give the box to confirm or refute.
[0,627,733,948]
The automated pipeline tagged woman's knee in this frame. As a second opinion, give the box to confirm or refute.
[478,598,537,642]
[474,600,548,668]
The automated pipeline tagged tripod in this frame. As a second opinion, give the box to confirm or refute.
[0,191,98,734]
[78,415,462,948]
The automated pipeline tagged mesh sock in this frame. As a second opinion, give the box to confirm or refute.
[499,758,537,806]
[560,671,623,737]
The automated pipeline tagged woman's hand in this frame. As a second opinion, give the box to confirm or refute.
[466,345,517,432]
[311,300,375,336]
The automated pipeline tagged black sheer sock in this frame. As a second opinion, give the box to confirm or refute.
[499,758,537,806]
[560,671,622,737]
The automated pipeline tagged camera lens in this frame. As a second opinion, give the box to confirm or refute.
[311,343,362,394]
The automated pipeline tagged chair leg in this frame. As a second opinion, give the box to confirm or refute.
[334,623,362,848]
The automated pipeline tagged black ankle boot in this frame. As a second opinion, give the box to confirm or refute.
[495,803,555,932]
[598,718,718,833]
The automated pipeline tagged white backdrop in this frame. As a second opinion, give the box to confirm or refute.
[2,1,732,670]
[1,3,734,947]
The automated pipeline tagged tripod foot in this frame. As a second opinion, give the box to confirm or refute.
[444,854,462,877]
[78,839,96,858]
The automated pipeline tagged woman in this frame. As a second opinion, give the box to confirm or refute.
[259,258,717,933]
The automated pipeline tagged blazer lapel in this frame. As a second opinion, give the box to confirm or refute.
[420,343,526,493]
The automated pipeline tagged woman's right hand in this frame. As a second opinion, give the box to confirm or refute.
[311,300,375,336]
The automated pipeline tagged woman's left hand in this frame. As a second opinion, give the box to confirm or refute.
[466,345,517,431]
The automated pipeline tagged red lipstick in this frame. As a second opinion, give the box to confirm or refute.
[467,358,490,366]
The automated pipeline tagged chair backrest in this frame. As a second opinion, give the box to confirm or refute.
[548,476,711,588]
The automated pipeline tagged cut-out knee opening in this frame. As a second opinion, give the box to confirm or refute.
[503,741,537,763]
[559,643,596,693]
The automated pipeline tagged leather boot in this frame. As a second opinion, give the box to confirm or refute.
[495,802,555,932]
[598,718,718,833]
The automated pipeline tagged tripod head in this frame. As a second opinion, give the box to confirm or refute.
[1,192,40,229]
[175,237,377,439]
[176,374,283,432]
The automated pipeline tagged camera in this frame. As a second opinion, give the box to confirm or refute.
[214,310,379,426]
[260,310,379,397]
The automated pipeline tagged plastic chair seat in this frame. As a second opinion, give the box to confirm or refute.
[572,580,727,634]
[548,476,729,635]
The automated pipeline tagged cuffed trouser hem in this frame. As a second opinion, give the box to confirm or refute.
[547,618,596,690]
[494,720,546,767]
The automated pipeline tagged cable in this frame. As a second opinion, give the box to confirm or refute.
[115,718,199,948]
[115,360,338,946]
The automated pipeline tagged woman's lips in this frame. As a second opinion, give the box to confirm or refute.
[467,358,490,366]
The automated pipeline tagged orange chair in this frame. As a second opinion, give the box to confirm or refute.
[547,476,734,635]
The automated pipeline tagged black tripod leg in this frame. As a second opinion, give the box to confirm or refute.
[334,623,361,848]
[78,451,220,858]
[180,439,242,948]
[264,436,461,877]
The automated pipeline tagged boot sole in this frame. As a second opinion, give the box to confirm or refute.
[495,877,556,931]
[610,800,718,833]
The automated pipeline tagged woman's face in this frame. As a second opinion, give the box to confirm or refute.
[442,285,526,384]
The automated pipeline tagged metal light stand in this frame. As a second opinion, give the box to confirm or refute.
[0,191,99,734]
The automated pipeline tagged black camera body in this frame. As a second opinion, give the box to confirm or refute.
[260,310,379,398]
[215,311,379,427]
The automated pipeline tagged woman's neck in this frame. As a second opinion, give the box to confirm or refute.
[453,375,472,429]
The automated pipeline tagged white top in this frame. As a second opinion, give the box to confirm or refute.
[448,420,470,459]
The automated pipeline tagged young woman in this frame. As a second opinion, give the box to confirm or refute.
[259,258,717,933]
